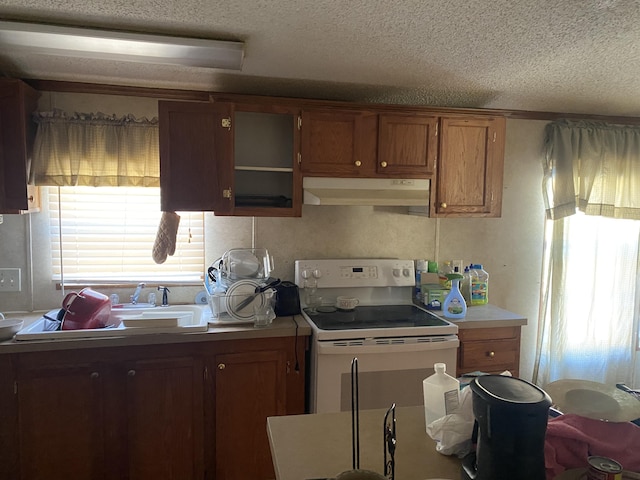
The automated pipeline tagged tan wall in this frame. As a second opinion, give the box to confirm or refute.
[0,91,547,381]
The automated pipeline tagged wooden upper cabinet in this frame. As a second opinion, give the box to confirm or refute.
[0,79,40,213]
[377,113,438,176]
[432,116,506,217]
[159,100,233,214]
[159,100,301,216]
[300,109,377,176]
[231,104,301,217]
[301,109,439,179]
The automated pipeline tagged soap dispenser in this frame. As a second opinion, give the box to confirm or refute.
[442,273,466,319]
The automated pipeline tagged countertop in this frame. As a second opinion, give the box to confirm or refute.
[267,405,461,480]
[0,309,311,353]
[1,302,523,353]
[428,303,527,329]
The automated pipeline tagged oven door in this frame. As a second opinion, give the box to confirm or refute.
[310,335,459,413]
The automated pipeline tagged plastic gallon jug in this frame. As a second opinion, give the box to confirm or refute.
[470,264,489,305]
[423,363,460,430]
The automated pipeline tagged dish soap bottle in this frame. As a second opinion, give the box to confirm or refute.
[442,273,466,319]
[423,362,460,430]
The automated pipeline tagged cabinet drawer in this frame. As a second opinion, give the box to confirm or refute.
[459,338,519,372]
[458,326,519,342]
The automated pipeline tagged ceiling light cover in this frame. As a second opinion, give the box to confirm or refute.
[0,20,244,70]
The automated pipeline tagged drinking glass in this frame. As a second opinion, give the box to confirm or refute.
[306,293,323,314]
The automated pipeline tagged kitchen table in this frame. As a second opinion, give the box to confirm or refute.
[267,405,461,480]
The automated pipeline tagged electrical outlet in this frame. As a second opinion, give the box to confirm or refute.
[0,268,21,292]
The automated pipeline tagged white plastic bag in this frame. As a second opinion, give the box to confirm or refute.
[426,371,513,458]
[426,384,474,457]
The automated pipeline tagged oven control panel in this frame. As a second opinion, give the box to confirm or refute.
[294,259,415,288]
[339,265,378,279]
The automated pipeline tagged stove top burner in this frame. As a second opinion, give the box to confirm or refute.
[304,304,449,330]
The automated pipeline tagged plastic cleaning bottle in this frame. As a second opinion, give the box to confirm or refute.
[461,266,471,306]
[423,363,460,430]
[470,263,489,305]
[442,274,467,319]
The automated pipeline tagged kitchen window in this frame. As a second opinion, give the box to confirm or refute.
[48,186,204,284]
[536,120,640,388]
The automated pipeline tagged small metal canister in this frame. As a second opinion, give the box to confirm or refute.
[587,456,623,480]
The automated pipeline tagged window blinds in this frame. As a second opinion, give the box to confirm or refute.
[48,186,204,283]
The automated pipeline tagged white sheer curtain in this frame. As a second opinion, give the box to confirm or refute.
[535,120,640,388]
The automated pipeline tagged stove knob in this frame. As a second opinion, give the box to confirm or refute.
[312,269,322,279]
[301,269,310,279]
[402,268,411,277]
[392,268,401,277]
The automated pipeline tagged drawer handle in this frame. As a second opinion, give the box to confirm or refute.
[218,363,226,370]
[355,160,362,167]
[380,161,388,168]
[488,351,495,358]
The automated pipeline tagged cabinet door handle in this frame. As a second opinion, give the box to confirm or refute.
[354,160,362,167]
[223,188,232,199]
[218,363,226,370]
[440,202,447,208]
[127,369,136,376]
[90,372,99,379]
[488,351,495,358]
[380,161,388,168]
[221,117,231,130]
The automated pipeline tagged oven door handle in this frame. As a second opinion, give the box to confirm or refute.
[316,337,459,354]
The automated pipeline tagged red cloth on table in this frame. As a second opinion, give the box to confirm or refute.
[544,413,640,479]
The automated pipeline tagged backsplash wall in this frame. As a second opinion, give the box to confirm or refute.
[0,89,547,381]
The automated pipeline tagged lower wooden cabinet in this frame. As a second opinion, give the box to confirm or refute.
[212,345,288,479]
[456,326,521,378]
[1,335,307,480]
[16,357,107,480]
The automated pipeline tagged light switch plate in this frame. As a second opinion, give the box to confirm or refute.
[0,268,21,292]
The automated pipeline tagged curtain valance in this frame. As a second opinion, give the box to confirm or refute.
[543,119,640,220]
[30,110,160,187]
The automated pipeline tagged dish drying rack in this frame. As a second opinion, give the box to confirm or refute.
[204,249,278,323]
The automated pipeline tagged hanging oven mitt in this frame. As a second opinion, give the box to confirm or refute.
[152,211,180,264]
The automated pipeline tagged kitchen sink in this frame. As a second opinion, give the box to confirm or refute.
[14,305,210,341]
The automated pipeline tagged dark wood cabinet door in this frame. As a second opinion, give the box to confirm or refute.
[159,100,234,213]
[213,349,287,480]
[301,109,377,176]
[121,356,204,480]
[16,361,106,480]
[378,113,438,176]
[433,116,505,217]
[0,79,39,213]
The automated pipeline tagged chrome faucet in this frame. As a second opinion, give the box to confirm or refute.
[130,282,145,304]
[157,286,170,307]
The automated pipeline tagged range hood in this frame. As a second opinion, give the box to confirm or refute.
[303,177,430,206]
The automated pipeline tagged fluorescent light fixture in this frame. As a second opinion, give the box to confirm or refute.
[0,20,244,70]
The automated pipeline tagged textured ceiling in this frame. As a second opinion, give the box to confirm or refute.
[1,0,639,116]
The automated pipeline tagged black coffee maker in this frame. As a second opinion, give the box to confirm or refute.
[461,375,552,480]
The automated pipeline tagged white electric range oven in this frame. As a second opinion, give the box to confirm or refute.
[295,258,459,414]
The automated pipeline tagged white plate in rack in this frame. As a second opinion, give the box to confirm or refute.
[224,279,265,322]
